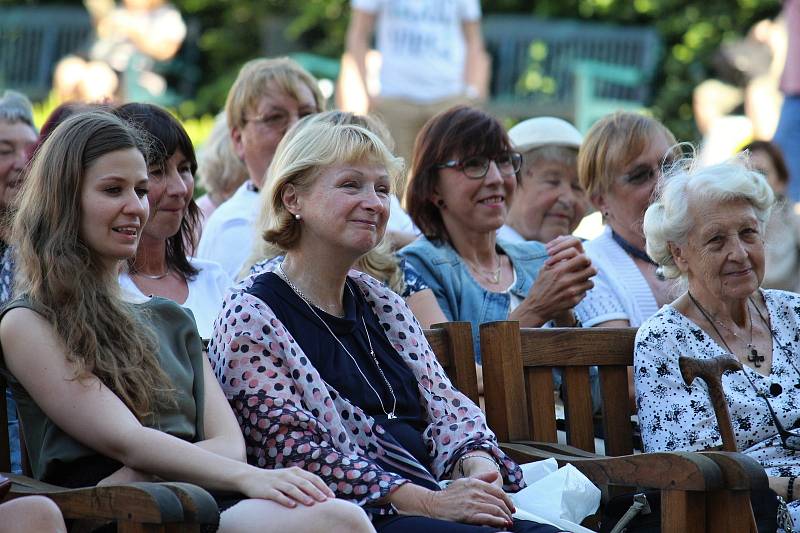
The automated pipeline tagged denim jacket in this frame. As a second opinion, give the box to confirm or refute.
[398,237,549,363]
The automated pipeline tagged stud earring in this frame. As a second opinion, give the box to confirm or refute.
[436,199,445,208]
[294,214,301,220]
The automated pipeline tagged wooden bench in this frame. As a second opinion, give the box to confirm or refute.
[480,324,637,457]
[478,321,768,532]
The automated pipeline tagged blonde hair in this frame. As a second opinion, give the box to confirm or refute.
[239,112,403,285]
[197,113,249,202]
[13,111,174,420]
[225,57,325,133]
[643,154,775,280]
[578,112,677,198]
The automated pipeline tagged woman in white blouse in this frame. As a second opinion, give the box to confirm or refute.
[636,156,800,526]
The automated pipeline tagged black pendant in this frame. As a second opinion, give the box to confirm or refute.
[747,345,764,367]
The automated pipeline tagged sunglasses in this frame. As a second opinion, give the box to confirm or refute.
[436,151,522,179]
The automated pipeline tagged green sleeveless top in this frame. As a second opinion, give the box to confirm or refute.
[0,296,206,485]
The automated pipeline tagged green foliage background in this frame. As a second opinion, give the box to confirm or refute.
[3,0,785,142]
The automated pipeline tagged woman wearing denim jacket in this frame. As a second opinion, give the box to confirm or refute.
[399,106,596,370]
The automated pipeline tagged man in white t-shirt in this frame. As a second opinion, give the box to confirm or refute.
[196,57,324,279]
[338,0,489,166]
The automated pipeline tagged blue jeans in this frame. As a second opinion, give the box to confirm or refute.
[774,95,800,201]
[6,387,21,474]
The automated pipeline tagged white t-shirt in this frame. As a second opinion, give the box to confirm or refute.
[196,182,259,279]
[119,257,232,339]
[352,0,481,102]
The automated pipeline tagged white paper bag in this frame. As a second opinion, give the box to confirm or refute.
[510,459,601,533]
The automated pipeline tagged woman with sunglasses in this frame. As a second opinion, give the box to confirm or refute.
[635,156,800,525]
[399,106,596,366]
[575,112,679,329]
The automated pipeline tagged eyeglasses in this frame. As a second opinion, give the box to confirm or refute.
[244,109,315,131]
[618,157,677,186]
[435,151,522,179]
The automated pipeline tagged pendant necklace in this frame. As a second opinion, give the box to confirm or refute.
[688,291,764,367]
[278,263,398,419]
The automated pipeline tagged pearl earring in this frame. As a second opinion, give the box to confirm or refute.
[294,214,301,220]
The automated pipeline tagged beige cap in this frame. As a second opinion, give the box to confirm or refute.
[508,117,583,152]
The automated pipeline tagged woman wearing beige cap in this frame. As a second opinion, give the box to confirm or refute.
[499,117,588,244]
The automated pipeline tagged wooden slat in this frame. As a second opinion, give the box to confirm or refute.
[662,490,706,533]
[706,491,758,533]
[480,322,530,442]
[562,367,595,453]
[599,365,634,456]
[429,322,479,405]
[519,327,636,367]
[525,367,557,443]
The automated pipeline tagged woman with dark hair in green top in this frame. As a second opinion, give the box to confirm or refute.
[0,110,373,532]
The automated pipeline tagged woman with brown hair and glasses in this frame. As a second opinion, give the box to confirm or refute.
[399,106,596,366]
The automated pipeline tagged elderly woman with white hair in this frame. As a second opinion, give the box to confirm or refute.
[210,117,564,533]
[634,156,800,524]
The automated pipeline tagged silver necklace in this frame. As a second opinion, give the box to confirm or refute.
[133,269,170,280]
[277,263,398,419]
[464,253,502,284]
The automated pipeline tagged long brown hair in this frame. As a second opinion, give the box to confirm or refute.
[13,111,174,420]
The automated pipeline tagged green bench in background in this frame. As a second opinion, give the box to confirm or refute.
[482,15,662,131]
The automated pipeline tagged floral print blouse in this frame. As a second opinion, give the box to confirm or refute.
[635,289,800,522]
[208,262,524,515]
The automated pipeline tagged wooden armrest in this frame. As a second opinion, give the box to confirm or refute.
[698,451,769,491]
[500,442,723,492]
[5,474,184,524]
[159,482,220,528]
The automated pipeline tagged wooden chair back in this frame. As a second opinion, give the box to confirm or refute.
[480,322,637,456]
[479,321,766,533]
[424,321,479,405]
